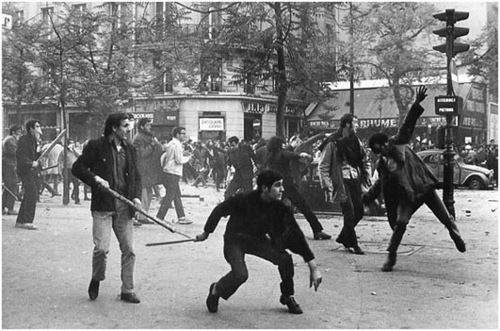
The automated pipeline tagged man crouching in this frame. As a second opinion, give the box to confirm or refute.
[195,169,322,314]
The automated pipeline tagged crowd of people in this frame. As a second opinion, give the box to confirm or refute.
[1,92,485,312]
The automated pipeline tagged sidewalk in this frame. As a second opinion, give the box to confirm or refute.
[2,184,498,329]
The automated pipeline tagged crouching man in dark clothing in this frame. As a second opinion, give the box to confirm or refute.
[195,169,322,314]
[363,86,466,272]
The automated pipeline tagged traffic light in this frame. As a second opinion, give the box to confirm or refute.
[432,9,470,58]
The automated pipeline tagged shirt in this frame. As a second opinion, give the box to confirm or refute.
[161,137,190,177]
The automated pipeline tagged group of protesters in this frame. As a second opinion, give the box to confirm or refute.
[2,91,471,313]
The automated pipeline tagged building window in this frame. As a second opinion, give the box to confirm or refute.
[14,10,24,26]
[199,4,221,40]
[41,7,54,24]
[72,4,86,12]
[200,58,222,92]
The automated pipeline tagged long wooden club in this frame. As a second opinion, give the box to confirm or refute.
[146,239,196,247]
[101,186,192,239]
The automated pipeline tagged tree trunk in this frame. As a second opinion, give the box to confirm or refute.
[274,2,287,139]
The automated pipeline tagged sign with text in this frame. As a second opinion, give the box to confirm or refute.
[199,117,224,131]
[435,96,463,115]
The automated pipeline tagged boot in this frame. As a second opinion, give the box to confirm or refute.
[382,251,397,272]
[446,219,466,252]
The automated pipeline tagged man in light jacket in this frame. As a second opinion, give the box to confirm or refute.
[156,126,192,224]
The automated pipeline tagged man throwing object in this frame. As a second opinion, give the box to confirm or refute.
[363,86,466,272]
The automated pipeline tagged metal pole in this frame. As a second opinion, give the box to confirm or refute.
[442,10,456,217]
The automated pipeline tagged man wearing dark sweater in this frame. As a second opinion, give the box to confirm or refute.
[195,169,322,314]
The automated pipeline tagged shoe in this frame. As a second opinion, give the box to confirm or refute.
[88,279,100,300]
[15,223,38,230]
[84,196,91,201]
[7,209,18,215]
[138,218,155,225]
[313,231,332,240]
[381,252,396,272]
[280,295,303,314]
[448,222,466,253]
[335,237,351,249]
[352,246,365,255]
[177,218,193,225]
[121,292,140,304]
[206,283,219,313]
[133,220,142,227]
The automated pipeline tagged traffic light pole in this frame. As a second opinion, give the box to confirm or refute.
[432,8,469,218]
[443,29,456,218]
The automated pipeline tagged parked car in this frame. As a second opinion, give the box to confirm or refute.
[298,160,385,216]
[417,149,494,190]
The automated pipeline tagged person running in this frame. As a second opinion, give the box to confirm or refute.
[363,86,466,272]
[195,169,322,314]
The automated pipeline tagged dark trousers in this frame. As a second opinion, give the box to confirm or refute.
[224,170,253,200]
[338,178,364,248]
[69,173,80,203]
[216,234,295,300]
[212,164,225,190]
[385,189,456,255]
[2,163,18,211]
[282,178,323,233]
[16,173,38,224]
[157,173,185,220]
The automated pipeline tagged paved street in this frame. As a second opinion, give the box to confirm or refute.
[2,183,498,329]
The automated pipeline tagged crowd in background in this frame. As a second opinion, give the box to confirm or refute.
[4,125,498,215]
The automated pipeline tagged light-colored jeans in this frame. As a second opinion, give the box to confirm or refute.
[91,200,135,293]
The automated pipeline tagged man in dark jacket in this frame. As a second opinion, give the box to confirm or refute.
[363,86,466,272]
[195,169,322,314]
[266,136,331,240]
[15,119,43,230]
[132,118,163,224]
[224,136,258,200]
[3,124,22,215]
[72,112,143,303]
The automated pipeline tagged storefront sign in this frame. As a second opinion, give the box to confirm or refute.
[200,117,224,131]
[133,113,154,119]
[242,102,267,114]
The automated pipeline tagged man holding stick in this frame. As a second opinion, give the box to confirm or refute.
[195,169,322,314]
[72,112,143,303]
[15,120,43,230]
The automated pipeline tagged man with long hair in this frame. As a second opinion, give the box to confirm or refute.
[318,113,372,254]
[72,112,143,303]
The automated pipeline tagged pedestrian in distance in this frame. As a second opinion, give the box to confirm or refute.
[195,169,322,315]
[132,118,163,225]
[3,124,22,215]
[58,139,82,204]
[72,112,143,303]
[15,119,43,230]
[318,113,372,254]
[265,136,332,240]
[156,126,192,224]
[363,86,466,272]
[224,136,259,200]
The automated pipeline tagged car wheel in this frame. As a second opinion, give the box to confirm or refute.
[467,176,484,190]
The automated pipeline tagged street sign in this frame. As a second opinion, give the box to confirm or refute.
[435,95,463,115]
